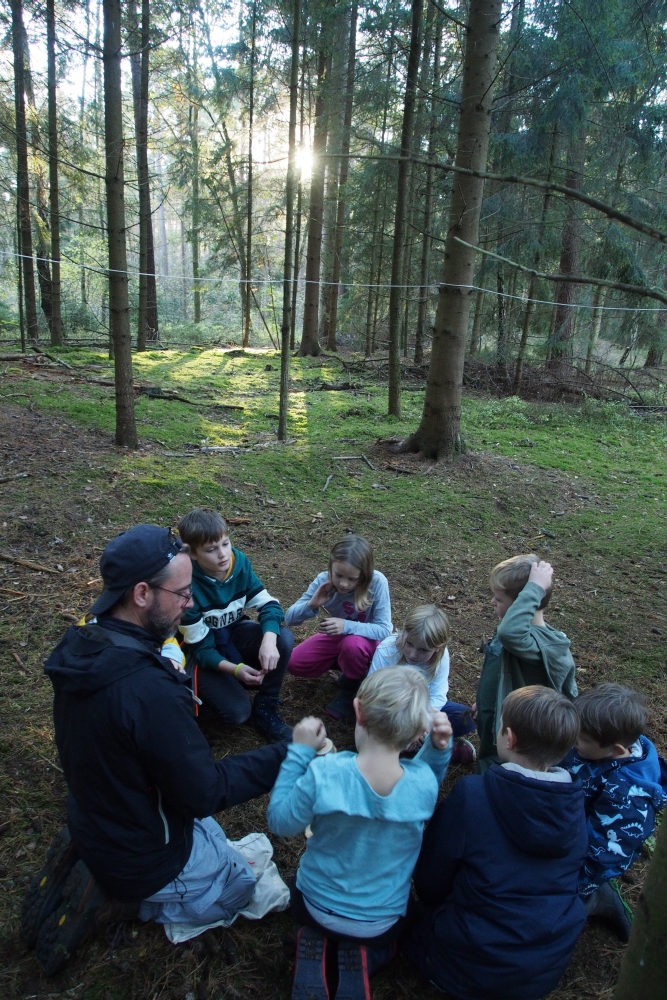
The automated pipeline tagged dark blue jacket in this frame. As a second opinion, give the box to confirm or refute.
[406,765,587,1000]
[562,736,667,895]
[45,618,287,902]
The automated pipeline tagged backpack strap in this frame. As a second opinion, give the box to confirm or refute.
[79,622,160,656]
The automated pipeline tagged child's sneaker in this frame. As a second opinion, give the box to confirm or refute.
[583,880,633,942]
[21,827,79,950]
[36,859,109,975]
[336,940,371,1000]
[252,696,292,742]
[451,737,477,765]
[292,925,330,1000]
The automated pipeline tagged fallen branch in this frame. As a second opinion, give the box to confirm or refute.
[361,454,376,471]
[323,474,334,492]
[227,516,251,525]
[0,393,30,400]
[30,347,75,369]
[12,651,25,668]
[0,472,29,483]
[0,552,60,573]
[0,352,28,360]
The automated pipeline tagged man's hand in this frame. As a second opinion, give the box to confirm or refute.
[293,716,328,750]
[430,710,453,751]
[258,632,280,673]
[319,617,345,636]
[528,560,553,592]
[307,581,336,610]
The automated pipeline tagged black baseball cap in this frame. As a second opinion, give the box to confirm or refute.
[90,525,184,616]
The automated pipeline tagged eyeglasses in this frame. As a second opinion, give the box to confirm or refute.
[151,585,193,604]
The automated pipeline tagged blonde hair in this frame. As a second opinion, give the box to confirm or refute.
[490,553,551,609]
[357,667,431,750]
[394,604,450,683]
[329,535,374,612]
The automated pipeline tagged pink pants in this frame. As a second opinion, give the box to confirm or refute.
[288,632,380,681]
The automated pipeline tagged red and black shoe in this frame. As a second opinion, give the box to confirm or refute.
[292,925,330,1000]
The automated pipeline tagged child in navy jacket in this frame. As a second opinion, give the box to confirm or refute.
[405,686,587,1000]
[562,682,667,940]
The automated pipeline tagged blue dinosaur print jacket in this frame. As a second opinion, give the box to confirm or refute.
[562,736,667,896]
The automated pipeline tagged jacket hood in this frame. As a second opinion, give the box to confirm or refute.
[564,736,667,810]
[44,619,179,695]
[484,764,585,858]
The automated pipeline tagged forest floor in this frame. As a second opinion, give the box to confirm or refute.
[1,346,666,1000]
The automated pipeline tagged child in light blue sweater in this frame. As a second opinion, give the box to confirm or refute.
[268,667,452,1000]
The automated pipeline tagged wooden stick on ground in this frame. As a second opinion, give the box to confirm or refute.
[0,472,29,483]
[0,552,60,573]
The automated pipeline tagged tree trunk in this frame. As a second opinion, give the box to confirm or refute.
[513,274,536,393]
[325,0,358,352]
[11,0,39,344]
[644,345,664,368]
[387,0,423,417]
[15,219,25,350]
[584,285,606,373]
[404,0,502,459]
[243,1,257,348]
[299,44,329,357]
[613,815,667,1000]
[129,0,158,350]
[46,0,62,346]
[191,100,201,324]
[278,0,302,440]
[364,17,396,358]
[21,18,53,336]
[468,287,484,358]
[415,14,443,365]
[549,126,586,363]
[290,40,307,351]
[103,0,137,448]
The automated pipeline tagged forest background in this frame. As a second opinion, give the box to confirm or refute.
[1,0,667,998]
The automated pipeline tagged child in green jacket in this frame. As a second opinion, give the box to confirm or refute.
[178,507,293,742]
[474,555,577,772]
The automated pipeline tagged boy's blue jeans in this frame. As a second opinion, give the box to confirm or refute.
[440,701,476,740]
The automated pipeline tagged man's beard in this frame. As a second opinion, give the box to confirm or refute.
[143,601,180,643]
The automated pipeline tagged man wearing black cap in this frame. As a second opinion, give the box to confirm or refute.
[29,525,290,973]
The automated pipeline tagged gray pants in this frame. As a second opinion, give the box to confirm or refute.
[138,816,256,926]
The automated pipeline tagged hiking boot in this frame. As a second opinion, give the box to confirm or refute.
[325,676,360,721]
[36,859,109,976]
[21,827,79,950]
[583,880,633,942]
[336,940,371,1000]
[292,925,330,1000]
[451,737,477,765]
[252,696,292,742]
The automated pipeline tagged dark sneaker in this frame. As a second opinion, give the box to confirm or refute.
[292,925,330,1000]
[451,737,477,765]
[36,860,109,975]
[336,940,371,1000]
[21,827,79,950]
[583,880,633,942]
[252,697,292,742]
[325,676,361,721]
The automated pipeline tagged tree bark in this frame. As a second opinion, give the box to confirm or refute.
[278,0,302,441]
[191,100,201,324]
[243,1,257,347]
[324,0,358,351]
[613,816,667,1000]
[103,0,137,448]
[387,0,423,417]
[415,14,443,365]
[549,126,586,363]
[11,0,39,344]
[404,0,502,458]
[129,0,158,350]
[299,43,329,357]
[584,285,606,373]
[46,0,62,346]
[644,345,664,368]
